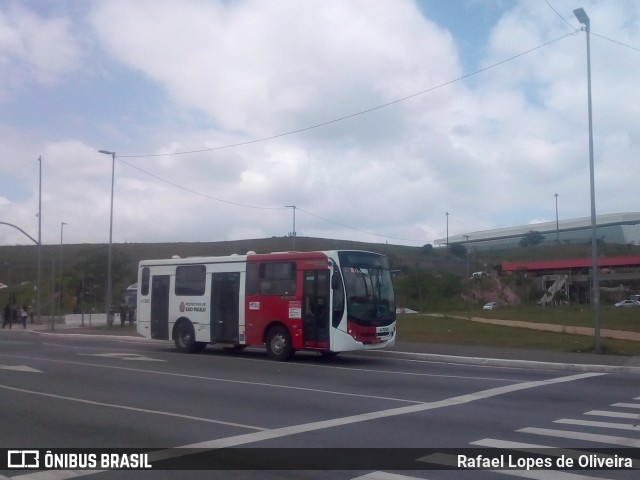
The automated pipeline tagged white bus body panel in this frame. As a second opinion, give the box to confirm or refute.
[137,255,247,343]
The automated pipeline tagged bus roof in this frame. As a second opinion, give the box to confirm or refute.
[138,250,387,267]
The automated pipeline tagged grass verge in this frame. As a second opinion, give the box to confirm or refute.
[397,312,640,356]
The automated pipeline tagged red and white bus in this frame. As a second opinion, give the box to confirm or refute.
[136,250,396,360]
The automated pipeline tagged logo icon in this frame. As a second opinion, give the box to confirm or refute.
[8,450,40,469]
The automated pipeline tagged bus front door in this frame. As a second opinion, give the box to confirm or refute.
[210,272,240,343]
[302,269,329,348]
[150,275,170,340]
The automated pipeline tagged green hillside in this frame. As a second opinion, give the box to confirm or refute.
[0,237,447,315]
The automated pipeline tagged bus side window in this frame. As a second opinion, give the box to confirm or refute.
[246,263,258,296]
[175,265,206,296]
[140,267,150,296]
[258,262,296,296]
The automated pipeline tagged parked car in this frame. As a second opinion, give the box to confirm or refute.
[483,302,498,310]
[614,299,640,307]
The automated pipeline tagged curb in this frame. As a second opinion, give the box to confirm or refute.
[369,349,640,374]
[28,329,151,342]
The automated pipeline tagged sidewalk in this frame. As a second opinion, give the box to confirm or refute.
[22,313,139,336]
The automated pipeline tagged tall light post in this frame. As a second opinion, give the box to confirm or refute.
[98,150,116,317]
[59,221,67,321]
[463,235,470,278]
[285,205,297,250]
[554,193,559,244]
[36,156,42,325]
[446,212,450,271]
[574,7,600,353]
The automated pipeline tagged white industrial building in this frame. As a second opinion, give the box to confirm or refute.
[435,212,640,250]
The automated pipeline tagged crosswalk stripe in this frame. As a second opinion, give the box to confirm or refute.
[495,470,613,479]
[585,410,640,420]
[472,438,557,449]
[471,438,639,474]
[611,402,640,409]
[423,441,617,480]
[472,438,640,467]
[518,427,640,447]
[555,418,640,432]
[419,454,613,480]
[350,472,426,480]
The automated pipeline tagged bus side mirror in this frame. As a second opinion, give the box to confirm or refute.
[331,273,340,290]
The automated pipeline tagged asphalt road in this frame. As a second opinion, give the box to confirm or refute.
[1,329,639,480]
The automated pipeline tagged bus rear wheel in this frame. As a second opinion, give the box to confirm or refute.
[174,321,205,353]
[266,325,293,361]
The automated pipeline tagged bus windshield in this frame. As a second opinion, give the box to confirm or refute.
[338,252,395,326]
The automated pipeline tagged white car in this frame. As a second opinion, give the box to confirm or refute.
[614,299,640,307]
[483,302,498,311]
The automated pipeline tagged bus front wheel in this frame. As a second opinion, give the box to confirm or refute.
[266,325,293,361]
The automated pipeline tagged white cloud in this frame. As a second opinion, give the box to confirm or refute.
[0,3,82,99]
[89,0,460,138]
[1,0,639,249]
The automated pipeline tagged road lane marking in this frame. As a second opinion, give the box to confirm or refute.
[78,353,164,362]
[2,371,604,480]
[611,402,640,409]
[0,365,42,373]
[517,427,640,447]
[0,354,426,404]
[0,384,267,431]
[176,372,604,449]
[555,418,640,431]
[585,410,640,420]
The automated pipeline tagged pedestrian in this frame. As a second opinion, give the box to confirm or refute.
[20,305,28,329]
[119,302,127,327]
[2,303,11,329]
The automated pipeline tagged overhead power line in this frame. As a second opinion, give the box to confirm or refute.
[119,158,280,210]
[544,0,577,31]
[592,32,640,53]
[119,32,575,159]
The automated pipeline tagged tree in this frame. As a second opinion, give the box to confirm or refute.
[520,231,545,247]
[450,243,468,259]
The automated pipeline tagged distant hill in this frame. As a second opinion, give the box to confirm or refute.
[0,236,451,274]
[1,237,460,313]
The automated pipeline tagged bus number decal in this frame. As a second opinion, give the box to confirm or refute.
[249,301,260,310]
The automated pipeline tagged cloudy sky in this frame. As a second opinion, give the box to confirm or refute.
[1,0,638,248]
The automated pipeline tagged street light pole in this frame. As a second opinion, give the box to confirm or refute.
[574,7,600,353]
[446,212,450,271]
[36,156,42,325]
[285,205,297,250]
[59,221,67,321]
[554,193,559,244]
[98,150,116,318]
